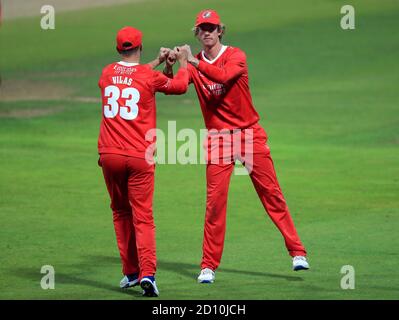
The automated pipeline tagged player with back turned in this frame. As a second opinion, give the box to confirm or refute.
[165,10,310,283]
[97,26,188,296]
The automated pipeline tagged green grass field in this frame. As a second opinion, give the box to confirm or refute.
[1,0,398,300]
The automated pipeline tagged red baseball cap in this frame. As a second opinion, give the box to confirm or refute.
[116,26,142,51]
[195,9,221,27]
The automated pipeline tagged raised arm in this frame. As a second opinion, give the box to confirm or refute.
[147,47,171,69]
[179,45,246,84]
[163,50,177,79]
[152,49,189,95]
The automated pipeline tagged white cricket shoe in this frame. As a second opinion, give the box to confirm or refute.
[119,273,139,288]
[197,268,215,283]
[293,256,310,271]
[140,276,159,297]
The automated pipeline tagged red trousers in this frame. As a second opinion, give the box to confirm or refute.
[99,154,156,279]
[202,123,307,270]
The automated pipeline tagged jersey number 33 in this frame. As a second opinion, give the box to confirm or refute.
[103,85,140,120]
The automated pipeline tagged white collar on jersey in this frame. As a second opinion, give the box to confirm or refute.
[201,45,228,64]
[117,61,139,66]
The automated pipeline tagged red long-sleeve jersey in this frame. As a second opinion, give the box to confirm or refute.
[188,46,260,130]
[98,61,188,159]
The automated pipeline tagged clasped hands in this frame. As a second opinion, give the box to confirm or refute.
[157,45,195,68]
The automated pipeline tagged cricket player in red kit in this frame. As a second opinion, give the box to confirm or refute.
[98,26,188,296]
[167,10,310,283]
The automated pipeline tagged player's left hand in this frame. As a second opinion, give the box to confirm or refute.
[175,45,198,66]
[174,46,188,62]
[166,50,177,67]
[179,45,194,60]
[158,47,171,63]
